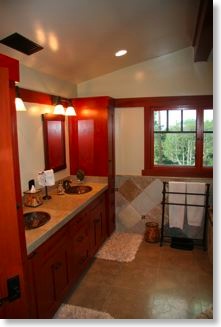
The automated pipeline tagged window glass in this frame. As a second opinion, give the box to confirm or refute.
[204,109,213,131]
[154,111,167,131]
[168,110,181,131]
[203,133,213,167]
[183,110,196,131]
[154,132,196,166]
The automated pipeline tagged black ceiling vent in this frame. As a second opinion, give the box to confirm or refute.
[0,32,43,55]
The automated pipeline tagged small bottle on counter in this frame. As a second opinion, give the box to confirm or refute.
[57,182,65,195]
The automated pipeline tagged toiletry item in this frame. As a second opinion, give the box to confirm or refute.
[57,182,65,195]
[28,179,35,190]
[23,189,43,207]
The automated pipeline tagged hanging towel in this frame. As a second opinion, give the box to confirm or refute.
[186,182,205,227]
[37,171,46,187]
[44,169,55,186]
[168,182,186,230]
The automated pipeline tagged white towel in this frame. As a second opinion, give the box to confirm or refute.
[37,170,55,187]
[186,182,205,227]
[37,171,46,187]
[44,169,55,186]
[168,182,186,230]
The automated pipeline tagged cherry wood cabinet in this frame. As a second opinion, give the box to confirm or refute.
[28,227,69,318]
[67,208,90,281]
[28,192,107,318]
[89,194,107,256]
[69,96,116,235]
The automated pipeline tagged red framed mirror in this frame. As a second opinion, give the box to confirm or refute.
[42,114,66,172]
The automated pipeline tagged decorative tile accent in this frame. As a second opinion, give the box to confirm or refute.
[143,179,163,205]
[131,191,156,216]
[146,204,162,226]
[118,204,141,228]
[119,179,142,202]
[131,176,153,190]
[115,175,213,236]
[115,192,128,212]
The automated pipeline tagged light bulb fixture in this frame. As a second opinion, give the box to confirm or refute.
[65,101,76,116]
[15,86,26,111]
[115,49,127,57]
[52,96,65,115]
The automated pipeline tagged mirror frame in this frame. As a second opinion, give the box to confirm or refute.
[42,114,66,172]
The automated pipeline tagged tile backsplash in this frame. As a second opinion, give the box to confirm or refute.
[115,175,213,238]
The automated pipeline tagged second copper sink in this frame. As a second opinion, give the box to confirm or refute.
[65,185,92,195]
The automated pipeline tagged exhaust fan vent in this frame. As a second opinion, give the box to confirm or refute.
[0,32,43,55]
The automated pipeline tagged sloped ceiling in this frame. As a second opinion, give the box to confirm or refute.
[0,0,201,83]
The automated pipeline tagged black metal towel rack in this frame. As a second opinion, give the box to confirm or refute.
[160,181,210,250]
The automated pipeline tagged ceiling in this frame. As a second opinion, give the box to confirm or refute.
[0,0,202,84]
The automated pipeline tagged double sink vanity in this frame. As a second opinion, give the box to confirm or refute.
[23,179,110,318]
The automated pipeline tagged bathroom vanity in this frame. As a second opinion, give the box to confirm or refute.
[25,182,109,318]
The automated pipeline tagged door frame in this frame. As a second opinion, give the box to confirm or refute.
[0,55,29,318]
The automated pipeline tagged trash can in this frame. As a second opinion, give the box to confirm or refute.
[144,222,160,243]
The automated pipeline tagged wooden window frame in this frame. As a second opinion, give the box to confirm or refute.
[142,96,213,178]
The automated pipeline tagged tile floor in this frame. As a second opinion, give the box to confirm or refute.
[64,241,213,319]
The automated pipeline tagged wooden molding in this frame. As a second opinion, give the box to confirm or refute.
[115,95,213,108]
[0,53,19,81]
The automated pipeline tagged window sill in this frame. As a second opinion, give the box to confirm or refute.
[142,167,213,178]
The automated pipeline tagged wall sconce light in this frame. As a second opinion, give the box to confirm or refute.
[52,96,65,115]
[15,86,26,111]
[52,96,76,116]
[65,100,76,116]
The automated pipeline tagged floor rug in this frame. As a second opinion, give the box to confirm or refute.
[54,304,114,319]
[196,307,213,319]
[95,232,143,262]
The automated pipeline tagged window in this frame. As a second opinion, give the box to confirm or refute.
[143,96,213,177]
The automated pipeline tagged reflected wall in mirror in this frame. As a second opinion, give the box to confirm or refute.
[42,114,66,172]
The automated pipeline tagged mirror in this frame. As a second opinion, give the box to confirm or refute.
[42,114,66,172]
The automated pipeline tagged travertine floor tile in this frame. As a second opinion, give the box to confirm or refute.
[64,240,213,319]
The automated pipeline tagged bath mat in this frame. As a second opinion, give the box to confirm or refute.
[95,232,143,262]
[196,307,213,319]
[54,304,114,319]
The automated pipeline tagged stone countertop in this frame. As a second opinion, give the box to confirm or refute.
[24,182,108,255]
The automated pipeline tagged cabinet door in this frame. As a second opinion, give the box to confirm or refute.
[31,230,69,318]
[89,195,107,256]
[69,97,111,176]
[67,210,90,282]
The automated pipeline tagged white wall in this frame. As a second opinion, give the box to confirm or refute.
[115,108,144,175]
[77,47,212,98]
[77,47,212,175]
[17,67,76,192]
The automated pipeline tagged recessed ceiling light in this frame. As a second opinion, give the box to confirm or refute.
[115,49,127,57]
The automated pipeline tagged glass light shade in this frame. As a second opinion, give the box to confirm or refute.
[15,97,26,111]
[65,105,76,116]
[53,104,65,115]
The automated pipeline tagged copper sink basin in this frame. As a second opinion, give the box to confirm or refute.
[24,211,51,230]
[65,185,92,195]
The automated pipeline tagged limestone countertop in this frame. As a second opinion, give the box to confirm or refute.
[24,182,108,255]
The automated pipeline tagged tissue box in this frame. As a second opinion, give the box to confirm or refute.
[23,189,43,207]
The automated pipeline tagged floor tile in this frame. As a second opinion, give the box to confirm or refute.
[64,238,213,319]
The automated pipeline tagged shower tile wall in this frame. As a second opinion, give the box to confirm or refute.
[115,176,213,237]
